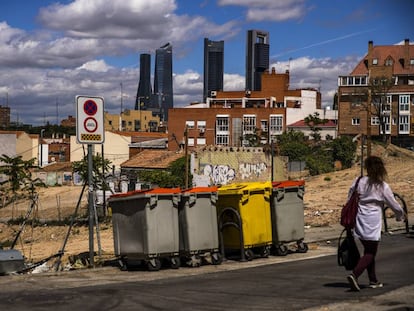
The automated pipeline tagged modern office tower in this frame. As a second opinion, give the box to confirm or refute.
[203,38,224,102]
[154,42,173,122]
[246,30,269,92]
[135,53,152,111]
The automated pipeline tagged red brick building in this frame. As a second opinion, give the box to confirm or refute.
[338,39,414,147]
[168,68,325,151]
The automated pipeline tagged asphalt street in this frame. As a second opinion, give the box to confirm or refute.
[0,231,413,311]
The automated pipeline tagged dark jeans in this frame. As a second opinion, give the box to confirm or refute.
[352,239,379,283]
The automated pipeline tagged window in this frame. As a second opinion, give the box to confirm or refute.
[185,120,195,129]
[216,115,229,132]
[216,134,229,146]
[371,116,380,125]
[352,118,360,125]
[269,115,283,138]
[399,116,409,134]
[410,59,414,65]
[197,120,206,130]
[196,138,206,145]
[385,58,393,66]
[243,114,256,134]
[216,115,229,146]
[187,138,195,147]
[372,58,378,65]
[399,95,410,112]
[382,116,391,134]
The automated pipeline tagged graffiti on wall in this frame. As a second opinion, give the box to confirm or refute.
[193,147,288,186]
[202,164,236,185]
[238,162,267,179]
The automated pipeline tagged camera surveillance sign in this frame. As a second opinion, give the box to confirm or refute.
[76,95,105,144]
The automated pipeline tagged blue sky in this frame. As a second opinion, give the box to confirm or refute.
[0,0,412,126]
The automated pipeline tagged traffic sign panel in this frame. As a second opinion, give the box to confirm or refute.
[76,95,105,144]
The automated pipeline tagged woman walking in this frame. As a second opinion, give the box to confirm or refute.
[346,156,406,291]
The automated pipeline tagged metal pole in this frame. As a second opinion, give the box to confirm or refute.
[184,125,189,189]
[40,129,45,167]
[87,144,95,267]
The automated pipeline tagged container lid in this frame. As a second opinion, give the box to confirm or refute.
[182,186,218,194]
[218,181,272,194]
[109,187,181,200]
[272,180,305,188]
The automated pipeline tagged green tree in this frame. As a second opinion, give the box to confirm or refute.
[72,154,112,189]
[137,156,192,188]
[0,155,44,206]
[304,112,328,141]
[329,136,357,168]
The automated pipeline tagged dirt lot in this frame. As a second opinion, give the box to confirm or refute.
[0,143,413,269]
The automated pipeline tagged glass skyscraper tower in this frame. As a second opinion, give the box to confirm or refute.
[246,30,269,91]
[135,53,152,111]
[154,42,173,122]
[203,38,224,102]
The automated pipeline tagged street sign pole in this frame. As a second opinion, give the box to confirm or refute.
[75,95,105,268]
[87,144,94,267]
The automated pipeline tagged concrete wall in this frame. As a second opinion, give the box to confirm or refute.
[191,147,288,186]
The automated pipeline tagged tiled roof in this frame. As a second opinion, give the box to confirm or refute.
[352,41,414,75]
[121,149,184,169]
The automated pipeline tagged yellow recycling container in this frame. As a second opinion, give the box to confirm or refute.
[217,181,273,260]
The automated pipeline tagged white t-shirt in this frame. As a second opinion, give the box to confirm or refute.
[348,176,404,241]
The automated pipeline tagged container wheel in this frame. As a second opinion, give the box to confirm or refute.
[296,241,308,253]
[275,244,288,256]
[211,252,223,265]
[259,246,270,258]
[170,256,181,269]
[146,258,161,271]
[119,258,128,271]
[244,249,255,261]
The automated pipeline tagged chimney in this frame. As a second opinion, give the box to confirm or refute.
[368,40,373,53]
[405,38,410,68]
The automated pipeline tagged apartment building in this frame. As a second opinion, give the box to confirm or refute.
[168,68,335,151]
[337,39,414,147]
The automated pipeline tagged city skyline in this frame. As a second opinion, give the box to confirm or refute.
[0,0,412,126]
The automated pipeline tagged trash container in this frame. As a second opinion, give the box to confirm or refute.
[179,187,222,266]
[108,188,181,271]
[271,180,308,256]
[216,181,273,261]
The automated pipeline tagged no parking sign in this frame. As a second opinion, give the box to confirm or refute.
[76,95,105,144]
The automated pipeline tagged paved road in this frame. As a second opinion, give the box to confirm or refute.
[0,232,413,310]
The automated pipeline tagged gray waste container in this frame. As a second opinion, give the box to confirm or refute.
[109,188,181,271]
[271,180,308,256]
[179,187,222,266]
[0,249,25,275]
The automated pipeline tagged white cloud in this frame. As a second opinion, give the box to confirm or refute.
[218,0,310,22]
[77,60,113,72]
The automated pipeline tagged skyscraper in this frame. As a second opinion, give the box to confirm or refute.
[154,42,173,122]
[203,38,224,102]
[246,30,269,92]
[135,53,152,111]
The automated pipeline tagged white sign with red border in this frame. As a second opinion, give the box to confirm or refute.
[76,95,105,144]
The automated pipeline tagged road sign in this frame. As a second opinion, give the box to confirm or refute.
[76,95,105,144]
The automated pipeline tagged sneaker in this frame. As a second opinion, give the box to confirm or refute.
[347,274,361,291]
[369,282,384,288]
